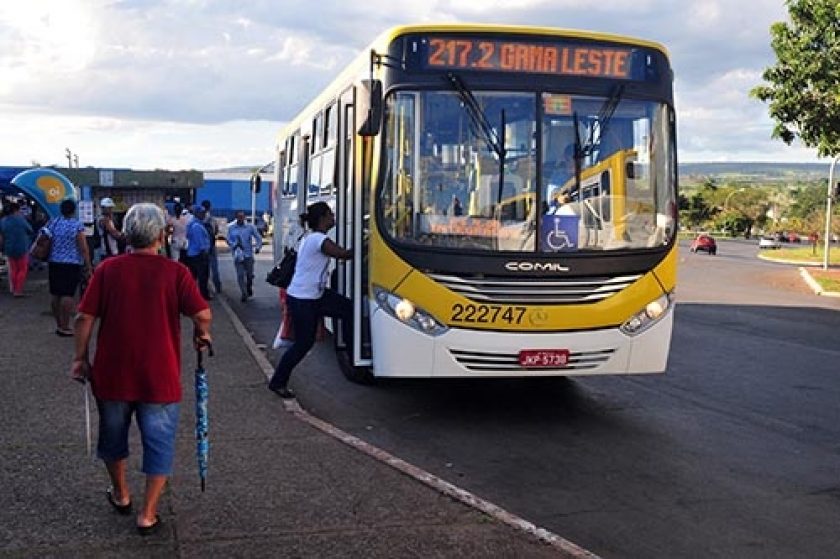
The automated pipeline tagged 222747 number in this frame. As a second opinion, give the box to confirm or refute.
[451,303,526,325]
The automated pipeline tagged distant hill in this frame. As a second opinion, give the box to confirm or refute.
[679,162,827,183]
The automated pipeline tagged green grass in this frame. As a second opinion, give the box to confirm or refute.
[766,246,840,266]
[816,277,840,292]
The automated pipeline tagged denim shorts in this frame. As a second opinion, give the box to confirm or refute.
[96,400,180,476]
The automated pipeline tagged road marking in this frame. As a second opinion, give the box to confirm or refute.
[218,293,600,558]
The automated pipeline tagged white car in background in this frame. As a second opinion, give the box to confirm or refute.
[758,236,782,250]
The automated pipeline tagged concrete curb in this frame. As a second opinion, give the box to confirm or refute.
[754,254,840,297]
[798,267,840,298]
[216,292,600,559]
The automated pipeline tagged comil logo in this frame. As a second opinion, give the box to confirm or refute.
[504,262,570,272]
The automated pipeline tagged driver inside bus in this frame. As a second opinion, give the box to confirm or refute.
[544,144,576,189]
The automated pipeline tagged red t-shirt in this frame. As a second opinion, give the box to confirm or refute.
[78,253,208,403]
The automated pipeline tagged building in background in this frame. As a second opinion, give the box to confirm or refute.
[2,165,273,227]
[200,171,273,220]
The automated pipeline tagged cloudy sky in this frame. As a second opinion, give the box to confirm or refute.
[0,0,823,171]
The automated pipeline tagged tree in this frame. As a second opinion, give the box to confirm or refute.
[751,0,840,156]
[786,183,826,218]
[713,187,770,238]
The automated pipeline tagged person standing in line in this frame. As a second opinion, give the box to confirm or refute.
[267,202,351,399]
[71,203,212,536]
[226,210,262,302]
[98,198,125,261]
[0,201,33,297]
[200,200,222,295]
[168,203,190,263]
[185,204,212,300]
[47,198,93,336]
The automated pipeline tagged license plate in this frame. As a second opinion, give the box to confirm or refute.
[518,349,570,368]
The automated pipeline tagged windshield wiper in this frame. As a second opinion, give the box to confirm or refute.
[445,72,509,206]
[445,72,504,160]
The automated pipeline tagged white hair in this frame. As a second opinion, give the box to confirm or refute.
[123,203,166,248]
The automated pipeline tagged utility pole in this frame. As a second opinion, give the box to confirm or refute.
[73,154,79,168]
[823,155,839,270]
[65,148,72,168]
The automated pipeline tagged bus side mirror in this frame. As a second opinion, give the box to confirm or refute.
[358,79,383,137]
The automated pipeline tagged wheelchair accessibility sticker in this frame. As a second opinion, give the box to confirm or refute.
[541,215,579,251]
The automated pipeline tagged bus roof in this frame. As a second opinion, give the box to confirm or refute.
[275,23,670,146]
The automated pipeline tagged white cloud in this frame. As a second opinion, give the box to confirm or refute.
[0,0,823,169]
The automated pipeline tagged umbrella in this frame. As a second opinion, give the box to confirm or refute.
[84,382,92,456]
[73,374,92,456]
[195,343,214,492]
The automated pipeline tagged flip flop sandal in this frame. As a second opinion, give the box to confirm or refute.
[137,515,162,536]
[106,488,132,515]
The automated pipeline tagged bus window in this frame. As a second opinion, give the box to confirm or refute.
[325,103,338,148]
[311,113,322,154]
[309,154,322,195]
[383,91,535,251]
[321,148,335,194]
[539,94,675,251]
[382,93,416,239]
[286,164,298,197]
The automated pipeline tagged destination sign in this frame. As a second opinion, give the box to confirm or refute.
[424,36,635,79]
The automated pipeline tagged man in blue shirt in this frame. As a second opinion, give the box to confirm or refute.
[200,200,222,295]
[226,210,262,302]
[185,205,212,300]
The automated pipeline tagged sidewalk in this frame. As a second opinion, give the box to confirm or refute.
[0,268,575,558]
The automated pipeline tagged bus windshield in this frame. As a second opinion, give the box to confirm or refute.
[381,90,676,253]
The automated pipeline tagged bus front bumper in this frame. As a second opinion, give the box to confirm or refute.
[369,306,673,378]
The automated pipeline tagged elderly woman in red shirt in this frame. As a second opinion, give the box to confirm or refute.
[71,203,212,536]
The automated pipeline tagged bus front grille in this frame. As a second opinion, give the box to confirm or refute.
[449,348,616,372]
[426,273,642,305]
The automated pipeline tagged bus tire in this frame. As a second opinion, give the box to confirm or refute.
[336,349,376,385]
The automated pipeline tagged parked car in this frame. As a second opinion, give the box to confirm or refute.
[689,234,717,255]
[758,236,782,250]
[786,232,801,243]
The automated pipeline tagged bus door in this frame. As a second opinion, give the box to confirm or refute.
[335,89,372,367]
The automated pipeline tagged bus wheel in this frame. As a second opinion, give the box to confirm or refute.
[336,349,375,385]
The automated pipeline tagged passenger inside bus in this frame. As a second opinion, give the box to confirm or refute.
[544,184,577,216]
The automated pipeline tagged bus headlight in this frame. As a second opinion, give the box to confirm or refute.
[373,286,447,336]
[620,292,673,336]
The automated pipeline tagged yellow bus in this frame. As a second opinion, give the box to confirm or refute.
[272,24,677,383]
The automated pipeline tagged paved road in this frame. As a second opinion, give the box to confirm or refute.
[223,239,840,558]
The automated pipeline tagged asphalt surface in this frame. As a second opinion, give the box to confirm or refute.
[0,262,575,558]
[223,239,840,558]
